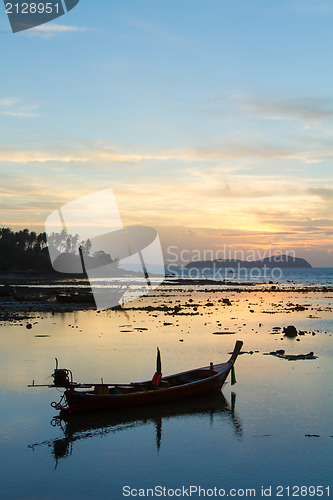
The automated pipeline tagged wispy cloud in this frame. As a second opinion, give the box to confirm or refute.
[0,147,166,164]
[292,1,333,14]
[0,97,19,107]
[0,110,41,118]
[307,187,333,201]
[0,97,42,118]
[1,135,332,166]
[129,19,189,49]
[27,23,90,37]
[244,97,333,131]
[182,144,332,164]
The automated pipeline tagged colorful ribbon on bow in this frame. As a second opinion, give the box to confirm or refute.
[227,360,236,385]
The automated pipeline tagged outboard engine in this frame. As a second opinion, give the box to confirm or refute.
[52,359,72,388]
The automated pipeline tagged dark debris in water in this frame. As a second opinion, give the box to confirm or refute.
[212,331,236,335]
[265,350,317,360]
[228,351,258,355]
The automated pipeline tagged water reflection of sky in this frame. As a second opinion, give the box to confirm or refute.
[0,291,332,499]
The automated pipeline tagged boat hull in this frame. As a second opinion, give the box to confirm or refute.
[64,364,233,413]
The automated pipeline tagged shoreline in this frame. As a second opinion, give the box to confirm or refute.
[0,281,332,319]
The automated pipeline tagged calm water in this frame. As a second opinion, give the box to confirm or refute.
[0,289,332,499]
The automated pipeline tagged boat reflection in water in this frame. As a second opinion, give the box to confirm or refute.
[29,392,242,467]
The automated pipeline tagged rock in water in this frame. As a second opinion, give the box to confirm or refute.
[283,325,298,338]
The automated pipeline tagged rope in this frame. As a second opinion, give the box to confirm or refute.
[51,393,67,411]
[50,417,65,430]
[227,360,236,385]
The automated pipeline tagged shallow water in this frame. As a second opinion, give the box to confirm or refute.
[0,290,332,499]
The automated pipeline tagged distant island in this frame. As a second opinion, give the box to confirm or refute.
[185,255,312,270]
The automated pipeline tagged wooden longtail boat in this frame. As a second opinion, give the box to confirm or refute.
[37,340,243,413]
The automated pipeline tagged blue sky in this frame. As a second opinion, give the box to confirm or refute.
[0,0,332,266]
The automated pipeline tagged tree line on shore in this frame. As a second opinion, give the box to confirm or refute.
[0,227,92,273]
